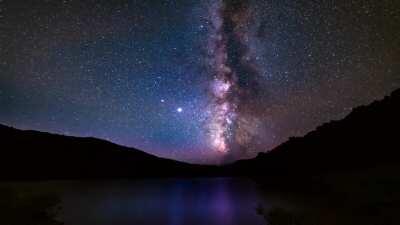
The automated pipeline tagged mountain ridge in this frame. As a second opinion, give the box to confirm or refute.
[229,88,400,176]
[0,124,217,179]
[1,88,399,179]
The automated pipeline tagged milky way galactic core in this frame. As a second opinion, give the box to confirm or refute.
[205,0,268,161]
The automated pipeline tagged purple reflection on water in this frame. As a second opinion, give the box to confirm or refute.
[58,178,265,225]
[213,181,234,224]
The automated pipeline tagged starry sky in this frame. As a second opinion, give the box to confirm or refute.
[1,0,399,164]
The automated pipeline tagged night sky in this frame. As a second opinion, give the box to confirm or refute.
[1,0,399,164]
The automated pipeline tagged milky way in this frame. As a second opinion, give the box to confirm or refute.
[1,0,399,164]
[205,0,271,161]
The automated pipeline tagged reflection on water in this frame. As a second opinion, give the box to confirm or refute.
[2,177,398,225]
[58,178,265,225]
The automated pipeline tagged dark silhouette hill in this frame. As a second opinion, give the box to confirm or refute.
[229,88,400,177]
[240,88,400,224]
[1,88,399,180]
[0,125,216,179]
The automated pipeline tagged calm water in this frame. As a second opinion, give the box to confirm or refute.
[4,177,396,225]
[57,178,266,225]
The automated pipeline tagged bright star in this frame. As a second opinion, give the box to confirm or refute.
[177,107,183,113]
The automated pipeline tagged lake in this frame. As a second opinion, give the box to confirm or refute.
[0,178,266,225]
[57,178,265,225]
[2,176,398,225]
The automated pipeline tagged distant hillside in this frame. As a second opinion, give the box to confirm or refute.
[230,88,400,176]
[2,88,399,180]
[0,125,214,179]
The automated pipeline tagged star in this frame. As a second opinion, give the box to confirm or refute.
[1,0,398,164]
